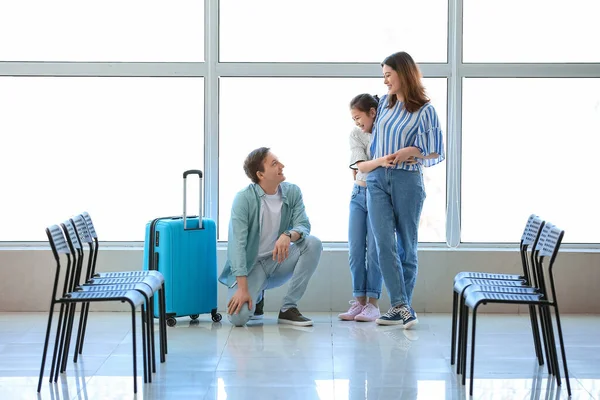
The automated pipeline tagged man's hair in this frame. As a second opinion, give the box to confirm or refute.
[243,147,271,184]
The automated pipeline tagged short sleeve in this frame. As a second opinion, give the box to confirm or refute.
[415,103,446,167]
[349,128,368,170]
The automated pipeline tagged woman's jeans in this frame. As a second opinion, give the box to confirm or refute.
[348,184,386,299]
[366,168,425,307]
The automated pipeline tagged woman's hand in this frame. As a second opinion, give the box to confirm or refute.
[391,149,419,165]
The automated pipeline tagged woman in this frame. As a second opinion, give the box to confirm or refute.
[367,51,445,328]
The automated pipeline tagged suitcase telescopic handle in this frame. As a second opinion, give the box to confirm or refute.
[183,169,203,230]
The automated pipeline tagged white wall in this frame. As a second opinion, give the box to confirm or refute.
[1,247,599,315]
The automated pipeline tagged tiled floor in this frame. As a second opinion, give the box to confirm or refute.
[0,312,598,399]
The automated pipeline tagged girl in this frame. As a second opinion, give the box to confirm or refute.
[339,93,407,322]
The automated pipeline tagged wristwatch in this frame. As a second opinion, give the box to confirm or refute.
[283,230,292,239]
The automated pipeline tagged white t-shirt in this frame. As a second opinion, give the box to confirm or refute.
[257,188,283,259]
[349,127,373,182]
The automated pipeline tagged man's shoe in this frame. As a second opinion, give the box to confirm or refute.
[277,308,313,326]
[250,295,264,320]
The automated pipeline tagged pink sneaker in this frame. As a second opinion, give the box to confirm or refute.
[338,301,364,321]
[354,303,381,322]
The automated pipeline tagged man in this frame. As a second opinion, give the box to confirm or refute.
[219,147,322,327]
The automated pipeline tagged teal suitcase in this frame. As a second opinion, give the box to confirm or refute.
[143,170,221,326]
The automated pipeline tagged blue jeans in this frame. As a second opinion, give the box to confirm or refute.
[227,235,322,327]
[348,184,383,299]
[366,168,425,307]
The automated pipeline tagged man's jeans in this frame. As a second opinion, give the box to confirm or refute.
[348,184,383,299]
[366,168,425,307]
[227,235,322,327]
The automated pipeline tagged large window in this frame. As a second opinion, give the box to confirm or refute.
[0,77,204,241]
[2,0,600,247]
[462,78,600,243]
[463,0,600,63]
[0,0,205,62]
[220,0,448,63]
[218,78,447,242]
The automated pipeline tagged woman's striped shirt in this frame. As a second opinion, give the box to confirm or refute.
[370,94,445,171]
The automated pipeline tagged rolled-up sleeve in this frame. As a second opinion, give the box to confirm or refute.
[415,104,446,167]
[288,185,311,242]
[227,193,249,277]
[349,128,368,170]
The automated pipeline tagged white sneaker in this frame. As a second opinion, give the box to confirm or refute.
[354,303,381,322]
[338,300,364,321]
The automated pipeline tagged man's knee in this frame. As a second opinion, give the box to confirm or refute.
[227,304,253,327]
[304,235,323,254]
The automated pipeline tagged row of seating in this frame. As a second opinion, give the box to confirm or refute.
[37,212,168,394]
[450,214,571,396]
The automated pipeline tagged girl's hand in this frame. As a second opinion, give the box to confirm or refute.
[379,155,396,168]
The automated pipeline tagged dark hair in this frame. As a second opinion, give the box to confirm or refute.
[349,93,379,113]
[381,51,429,113]
[243,147,271,184]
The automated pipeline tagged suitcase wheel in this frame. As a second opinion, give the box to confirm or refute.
[190,314,200,321]
[166,317,177,327]
[211,309,222,323]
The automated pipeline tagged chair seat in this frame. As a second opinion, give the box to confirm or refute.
[95,270,164,284]
[79,283,153,299]
[463,284,539,299]
[66,290,145,307]
[454,271,522,282]
[454,277,527,293]
[465,291,543,309]
[89,275,162,292]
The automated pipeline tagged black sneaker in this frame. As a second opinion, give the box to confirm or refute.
[251,294,264,320]
[376,305,418,329]
[277,308,313,326]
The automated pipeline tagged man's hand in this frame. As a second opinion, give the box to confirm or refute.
[227,287,253,315]
[272,234,291,263]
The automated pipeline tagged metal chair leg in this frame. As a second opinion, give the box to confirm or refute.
[469,308,478,396]
[450,290,458,366]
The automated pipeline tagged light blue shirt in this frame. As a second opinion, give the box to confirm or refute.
[370,94,446,170]
[218,182,311,287]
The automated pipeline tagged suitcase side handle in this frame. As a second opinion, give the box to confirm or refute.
[183,169,203,230]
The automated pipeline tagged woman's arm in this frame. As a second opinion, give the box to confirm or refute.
[391,146,438,164]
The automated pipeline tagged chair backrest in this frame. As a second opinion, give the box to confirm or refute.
[522,215,544,246]
[71,214,95,282]
[46,225,70,261]
[60,220,82,292]
[519,215,545,285]
[520,214,536,244]
[532,222,565,302]
[45,224,73,301]
[80,212,100,276]
[81,212,98,240]
[538,223,564,262]
[72,214,93,246]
